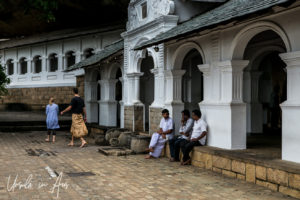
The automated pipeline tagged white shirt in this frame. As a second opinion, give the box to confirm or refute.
[177,118,194,140]
[190,118,207,145]
[159,117,174,140]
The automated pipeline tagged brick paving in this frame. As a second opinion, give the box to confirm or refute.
[0,131,296,200]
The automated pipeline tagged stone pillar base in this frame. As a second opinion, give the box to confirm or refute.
[87,101,98,123]
[281,103,300,163]
[149,107,163,135]
[99,100,118,127]
[124,104,144,132]
[200,102,246,150]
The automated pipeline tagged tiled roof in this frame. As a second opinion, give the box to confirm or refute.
[65,39,124,72]
[134,0,291,50]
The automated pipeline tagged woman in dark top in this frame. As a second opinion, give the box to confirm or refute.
[61,88,88,148]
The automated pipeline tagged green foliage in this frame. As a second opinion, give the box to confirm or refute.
[0,65,10,97]
[25,0,59,22]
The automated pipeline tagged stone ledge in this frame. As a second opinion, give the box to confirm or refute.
[163,143,300,199]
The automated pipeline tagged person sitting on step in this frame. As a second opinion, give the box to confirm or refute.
[145,109,174,159]
[168,109,194,162]
[180,109,207,165]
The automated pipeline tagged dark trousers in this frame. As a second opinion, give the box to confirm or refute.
[180,140,201,162]
[169,138,186,160]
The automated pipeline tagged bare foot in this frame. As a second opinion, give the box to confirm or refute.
[145,148,154,152]
[145,155,153,159]
[52,140,55,143]
[79,141,87,148]
[68,142,74,146]
[45,138,50,142]
[182,159,191,165]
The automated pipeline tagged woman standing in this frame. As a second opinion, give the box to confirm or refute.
[61,88,88,148]
[46,97,60,143]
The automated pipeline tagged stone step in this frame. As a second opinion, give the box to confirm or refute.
[0,120,71,127]
[0,125,70,132]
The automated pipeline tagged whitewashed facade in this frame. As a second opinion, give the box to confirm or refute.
[82,0,300,164]
[0,27,123,88]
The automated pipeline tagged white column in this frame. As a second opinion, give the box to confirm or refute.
[150,68,165,107]
[27,58,32,74]
[75,51,82,63]
[201,60,249,150]
[58,54,63,71]
[119,77,125,128]
[279,51,300,163]
[85,81,98,123]
[98,79,118,127]
[126,72,143,105]
[164,69,186,134]
[198,64,212,103]
[41,56,47,82]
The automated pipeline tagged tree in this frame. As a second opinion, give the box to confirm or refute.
[0,64,10,97]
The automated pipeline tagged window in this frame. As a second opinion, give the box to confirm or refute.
[84,48,94,59]
[65,51,75,67]
[6,59,14,75]
[33,56,42,73]
[49,54,58,72]
[19,58,27,74]
[142,3,147,19]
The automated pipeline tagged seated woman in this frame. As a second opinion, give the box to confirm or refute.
[145,109,174,159]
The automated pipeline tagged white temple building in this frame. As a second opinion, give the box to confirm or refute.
[3,0,300,165]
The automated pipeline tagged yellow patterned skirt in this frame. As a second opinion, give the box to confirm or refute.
[71,114,88,138]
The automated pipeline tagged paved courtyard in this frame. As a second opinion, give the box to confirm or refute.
[0,131,295,200]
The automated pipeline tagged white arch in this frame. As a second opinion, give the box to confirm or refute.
[131,37,158,72]
[171,41,205,70]
[85,68,100,82]
[245,45,286,71]
[107,62,123,79]
[230,21,291,60]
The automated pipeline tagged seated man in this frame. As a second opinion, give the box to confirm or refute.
[145,109,174,159]
[169,110,194,162]
[180,109,207,165]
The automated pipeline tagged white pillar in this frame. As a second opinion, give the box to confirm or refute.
[119,77,125,128]
[200,60,249,149]
[85,81,98,123]
[150,68,165,107]
[164,69,186,134]
[279,51,300,163]
[126,72,143,104]
[75,51,82,63]
[27,58,32,74]
[13,60,18,75]
[58,54,63,71]
[98,79,118,127]
[198,64,212,103]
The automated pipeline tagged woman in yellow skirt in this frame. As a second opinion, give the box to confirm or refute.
[61,88,88,148]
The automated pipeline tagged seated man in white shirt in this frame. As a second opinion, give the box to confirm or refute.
[145,109,174,159]
[180,109,207,165]
[169,110,194,162]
